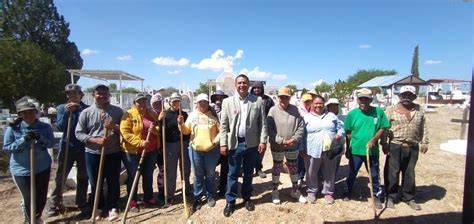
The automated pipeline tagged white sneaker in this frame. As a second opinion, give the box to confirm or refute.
[108,208,119,221]
[93,209,102,221]
[272,190,281,204]
[291,189,307,204]
[297,179,306,188]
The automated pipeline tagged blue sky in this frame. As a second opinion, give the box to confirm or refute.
[55,0,473,92]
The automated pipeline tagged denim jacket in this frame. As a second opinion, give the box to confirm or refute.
[3,120,54,176]
[56,101,88,150]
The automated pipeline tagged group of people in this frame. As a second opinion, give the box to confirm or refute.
[3,74,429,223]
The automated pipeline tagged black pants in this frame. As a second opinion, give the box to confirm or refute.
[385,143,419,201]
[13,168,51,220]
[217,154,228,193]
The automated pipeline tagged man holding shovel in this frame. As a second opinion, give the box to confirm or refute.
[343,88,390,210]
[75,84,123,221]
[47,84,90,219]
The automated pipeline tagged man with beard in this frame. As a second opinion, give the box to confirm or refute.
[383,85,429,210]
[250,81,274,178]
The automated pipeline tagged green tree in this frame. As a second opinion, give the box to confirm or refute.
[0,39,67,110]
[411,45,419,77]
[108,83,118,93]
[314,82,332,94]
[1,0,83,80]
[121,87,139,94]
[195,82,210,95]
[286,84,297,96]
[346,69,397,91]
[332,79,352,105]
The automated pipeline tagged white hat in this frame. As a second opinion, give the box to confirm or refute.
[400,85,416,95]
[325,98,340,106]
[196,93,209,102]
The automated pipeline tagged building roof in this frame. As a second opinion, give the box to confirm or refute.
[358,74,428,88]
[426,79,471,84]
[67,69,144,81]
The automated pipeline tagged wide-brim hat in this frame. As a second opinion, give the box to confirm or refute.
[16,101,37,113]
[211,90,228,103]
[134,93,148,102]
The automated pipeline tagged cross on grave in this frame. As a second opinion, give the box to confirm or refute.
[451,106,470,140]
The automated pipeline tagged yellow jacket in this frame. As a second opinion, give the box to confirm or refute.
[181,110,219,152]
[120,106,161,154]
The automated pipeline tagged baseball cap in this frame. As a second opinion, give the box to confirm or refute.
[301,93,313,102]
[170,93,182,102]
[93,84,109,92]
[278,87,292,97]
[356,88,373,98]
[64,84,82,93]
[196,93,209,102]
[400,85,416,95]
[325,98,340,106]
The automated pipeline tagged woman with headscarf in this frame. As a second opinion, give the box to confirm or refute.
[3,100,54,223]
[120,93,161,211]
[150,92,167,202]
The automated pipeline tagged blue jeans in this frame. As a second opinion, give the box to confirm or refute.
[189,147,220,200]
[85,152,121,210]
[226,143,258,205]
[122,151,157,201]
[346,154,382,198]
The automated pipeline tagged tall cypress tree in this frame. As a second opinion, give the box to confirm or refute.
[411,45,420,77]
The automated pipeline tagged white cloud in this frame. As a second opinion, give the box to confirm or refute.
[116,55,132,61]
[358,44,371,49]
[272,74,288,80]
[239,67,271,79]
[191,49,244,72]
[167,70,180,75]
[424,59,442,65]
[151,57,189,66]
[310,79,325,87]
[81,48,99,56]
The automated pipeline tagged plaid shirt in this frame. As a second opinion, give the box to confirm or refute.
[384,103,429,146]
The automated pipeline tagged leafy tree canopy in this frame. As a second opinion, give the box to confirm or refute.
[195,82,210,95]
[0,39,67,110]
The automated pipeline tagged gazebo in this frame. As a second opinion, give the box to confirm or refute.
[67,70,145,108]
[358,74,429,105]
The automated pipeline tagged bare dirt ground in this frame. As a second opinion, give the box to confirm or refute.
[0,105,467,223]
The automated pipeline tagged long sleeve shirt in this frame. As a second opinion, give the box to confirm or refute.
[267,104,305,150]
[164,108,190,143]
[75,103,123,155]
[181,110,220,152]
[303,112,344,159]
[384,103,429,146]
[3,120,54,176]
[56,101,88,150]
